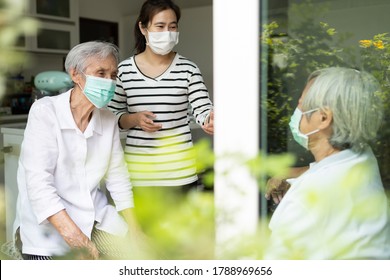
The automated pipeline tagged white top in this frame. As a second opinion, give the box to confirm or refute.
[108,53,213,187]
[266,147,390,259]
[14,90,134,256]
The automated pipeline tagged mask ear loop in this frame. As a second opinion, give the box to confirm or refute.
[302,108,321,136]
[302,108,320,115]
[76,71,89,93]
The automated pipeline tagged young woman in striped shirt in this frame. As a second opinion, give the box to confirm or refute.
[108,0,214,190]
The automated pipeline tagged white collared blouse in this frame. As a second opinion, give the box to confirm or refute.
[14,89,134,257]
[266,147,390,259]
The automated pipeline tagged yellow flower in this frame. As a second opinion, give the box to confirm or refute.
[373,40,385,49]
[359,40,372,48]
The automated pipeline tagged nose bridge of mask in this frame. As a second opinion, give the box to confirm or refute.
[82,72,115,92]
[147,30,179,43]
[86,75,114,91]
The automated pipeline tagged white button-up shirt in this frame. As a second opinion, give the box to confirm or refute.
[266,147,390,259]
[14,90,134,256]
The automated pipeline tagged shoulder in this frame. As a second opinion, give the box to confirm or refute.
[31,95,55,109]
[118,56,135,73]
[176,54,199,69]
[27,90,71,124]
[29,94,60,116]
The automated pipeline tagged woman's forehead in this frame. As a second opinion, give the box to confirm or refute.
[150,9,177,24]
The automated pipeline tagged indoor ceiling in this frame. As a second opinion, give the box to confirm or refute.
[117,0,213,15]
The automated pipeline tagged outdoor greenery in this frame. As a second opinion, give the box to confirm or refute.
[263,0,390,188]
[262,0,349,156]
[359,33,390,187]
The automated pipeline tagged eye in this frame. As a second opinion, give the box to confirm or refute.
[169,25,178,31]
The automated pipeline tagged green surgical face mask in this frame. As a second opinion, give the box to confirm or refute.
[79,73,116,108]
[289,107,320,150]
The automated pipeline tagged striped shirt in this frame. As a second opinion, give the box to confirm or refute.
[108,53,213,187]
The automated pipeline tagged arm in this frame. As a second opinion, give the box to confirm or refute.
[118,111,162,132]
[187,63,214,134]
[107,64,161,132]
[48,210,99,259]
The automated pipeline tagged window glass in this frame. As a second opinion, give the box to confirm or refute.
[263,0,390,205]
[36,0,70,19]
[37,29,71,50]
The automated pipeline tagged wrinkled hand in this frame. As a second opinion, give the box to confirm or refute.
[48,209,99,260]
[202,110,214,135]
[64,231,99,260]
[265,177,291,204]
[136,111,162,132]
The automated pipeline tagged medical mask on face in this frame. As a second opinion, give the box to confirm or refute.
[289,108,320,150]
[78,74,116,108]
[146,31,179,55]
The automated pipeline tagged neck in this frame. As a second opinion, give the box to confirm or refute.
[143,48,175,65]
[310,138,341,162]
[70,88,95,132]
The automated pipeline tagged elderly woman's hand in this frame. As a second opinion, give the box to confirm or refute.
[265,177,291,204]
[48,210,100,259]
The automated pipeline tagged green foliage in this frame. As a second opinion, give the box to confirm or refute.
[262,0,349,154]
[358,33,390,187]
[133,187,215,259]
[247,152,295,193]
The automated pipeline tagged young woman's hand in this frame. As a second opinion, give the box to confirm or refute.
[135,111,162,132]
[202,110,214,135]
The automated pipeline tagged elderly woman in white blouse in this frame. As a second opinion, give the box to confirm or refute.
[13,41,140,260]
[266,67,390,259]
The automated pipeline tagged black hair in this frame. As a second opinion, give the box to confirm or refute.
[134,0,181,54]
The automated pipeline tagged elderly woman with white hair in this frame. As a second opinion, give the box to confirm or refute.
[265,67,390,259]
[11,41,141,260]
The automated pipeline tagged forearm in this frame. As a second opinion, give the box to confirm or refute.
[119,113,138,129]
[288,166,309,178]
[47,209,93,250]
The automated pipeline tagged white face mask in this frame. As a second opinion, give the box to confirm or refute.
[289,108,320,150]
[146,31,179,55]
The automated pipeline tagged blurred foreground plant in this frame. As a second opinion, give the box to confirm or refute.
[0,0,38,98]
[102,140,294,260]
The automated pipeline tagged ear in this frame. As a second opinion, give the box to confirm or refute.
[139,21,147,36]
[70,68,82,85]
[318,107,333,130]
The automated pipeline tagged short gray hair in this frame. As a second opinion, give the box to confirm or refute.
[64,41,119,73]
[302,67,384,152]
